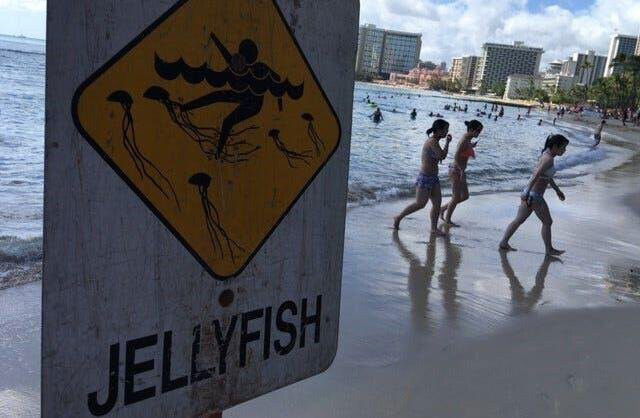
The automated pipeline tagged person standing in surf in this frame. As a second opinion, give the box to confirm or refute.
[591,119,606,148]
[440,120,483,226]
[394,119,452,236]
[499,134,569,256]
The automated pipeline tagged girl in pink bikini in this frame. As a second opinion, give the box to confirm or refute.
[440,120,484,226]
[394,119,452,236]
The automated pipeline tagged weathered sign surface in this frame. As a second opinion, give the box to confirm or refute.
[72,0,343,279]
[43,0,358,415]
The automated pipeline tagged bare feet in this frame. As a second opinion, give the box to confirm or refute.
[442,220,460,227]
[393,216,401,230]
[499,242,517,251]
[546,255,563,263]
[546,248,565,256]
[432,227,447,237]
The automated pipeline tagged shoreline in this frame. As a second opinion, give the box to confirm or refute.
[228,113,640,416]
[357,81,537,108]
[2,102,640,416]
[2,118,638,290]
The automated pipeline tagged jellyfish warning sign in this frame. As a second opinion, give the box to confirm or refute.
[72,0,341,278]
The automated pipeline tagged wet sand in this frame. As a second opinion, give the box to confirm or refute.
[227,124,640,416]
[1,124,639,416]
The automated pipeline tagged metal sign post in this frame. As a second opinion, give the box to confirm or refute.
[43,0,358,415]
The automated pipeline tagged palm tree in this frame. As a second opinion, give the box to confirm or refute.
[611,53,640,109]
[580,59,593,85]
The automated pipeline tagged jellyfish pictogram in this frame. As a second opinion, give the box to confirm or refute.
[106,90,180,210]
[301,113,325,157]
[143,86,260,163]
[267,129,312,168]
[146,33,304,162]
[188,172,243,262]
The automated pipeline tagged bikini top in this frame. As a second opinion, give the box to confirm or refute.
[539,163,556,180]
[426,146,440,163]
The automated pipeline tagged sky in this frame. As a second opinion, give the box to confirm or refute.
[360,0,640,67]
[0,0,639,69]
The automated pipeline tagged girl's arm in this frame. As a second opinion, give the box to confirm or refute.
[549,179,565,201]
[439,135,452,161]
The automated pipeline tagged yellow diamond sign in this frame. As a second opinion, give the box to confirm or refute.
[72,0,341,279]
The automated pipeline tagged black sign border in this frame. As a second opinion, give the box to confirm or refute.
[71,0,343,280]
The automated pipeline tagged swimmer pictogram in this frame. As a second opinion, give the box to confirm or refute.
[146,33,306,164]
[72,0,342,278]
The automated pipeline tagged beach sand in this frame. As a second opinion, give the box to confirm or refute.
[226,122,640,417]
[1,123,639,416]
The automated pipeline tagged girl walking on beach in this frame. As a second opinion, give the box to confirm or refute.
[499,134,569,256]
[394,119,452,236]
[440,120,484,226]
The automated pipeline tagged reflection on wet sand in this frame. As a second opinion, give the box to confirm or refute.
[500,252,558,315]
[392,230,461,331]
[438,230,462,324]
[393,229,558,331]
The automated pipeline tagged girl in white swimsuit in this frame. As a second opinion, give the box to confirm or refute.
[499,134,569,256]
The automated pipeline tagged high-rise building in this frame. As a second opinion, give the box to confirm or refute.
[560,50,606,86]
[504,74,542,100]
[473,41,544,92]
[355,24,422,79]
[546,61,563,75]
[604,34,638,77]
[541,75,576,94]
[451,56,480,89]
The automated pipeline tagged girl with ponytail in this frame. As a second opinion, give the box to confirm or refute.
[440,120,484,226]
[394,119,452,236]
[499,134,569,255]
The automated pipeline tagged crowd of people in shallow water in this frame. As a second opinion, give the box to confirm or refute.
[361,93,606,257]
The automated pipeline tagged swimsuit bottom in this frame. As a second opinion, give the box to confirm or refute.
[448,164,466,180]
[522,189,545,205]
[416,173,440,190]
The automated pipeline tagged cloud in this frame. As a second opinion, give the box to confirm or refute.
[359,0,640,68]
[0,0,46,12]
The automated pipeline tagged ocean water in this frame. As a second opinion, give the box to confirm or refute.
[349,83,625,205]
[0,36,629,278]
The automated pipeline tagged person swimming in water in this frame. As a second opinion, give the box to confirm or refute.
[499,134,569,256]
[440,120,483,227]
[591,119,606,148]
[147,34,304,160]
[538,119,543,126]
[429,111,434,117]
[369,107,383,124]
[410,108,417,120]
[394,119,452,236]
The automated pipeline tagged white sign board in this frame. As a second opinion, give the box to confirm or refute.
[42,0,358,415]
